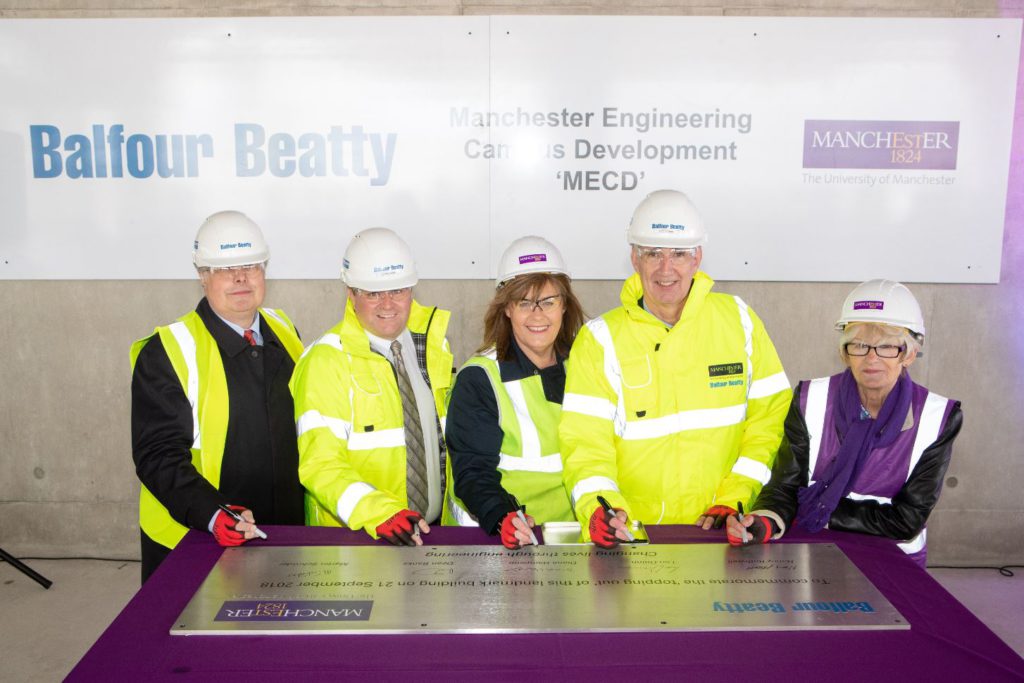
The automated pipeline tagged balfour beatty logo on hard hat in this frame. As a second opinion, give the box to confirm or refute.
[218,241,252,250]
[518,253,547,264]
[651,222,686,231]
[373,264,405,274]
[853,300,884,310]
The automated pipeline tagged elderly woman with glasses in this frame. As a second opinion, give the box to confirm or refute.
[442,236,585,548]
[727,279,962,568]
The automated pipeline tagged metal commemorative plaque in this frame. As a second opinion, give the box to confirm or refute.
[171,543,908,635]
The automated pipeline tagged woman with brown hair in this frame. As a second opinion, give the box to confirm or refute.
[442,236,585,548]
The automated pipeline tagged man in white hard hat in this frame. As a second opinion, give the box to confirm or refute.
[291,228,453,545]
[131,211,305,582]
[560,190,792,546]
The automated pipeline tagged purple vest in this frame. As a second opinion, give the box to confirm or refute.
[798,373,955,567]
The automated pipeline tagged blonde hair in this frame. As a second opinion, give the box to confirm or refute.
[839,322,921,360]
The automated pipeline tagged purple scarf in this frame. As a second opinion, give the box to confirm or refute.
[797,368,912,532]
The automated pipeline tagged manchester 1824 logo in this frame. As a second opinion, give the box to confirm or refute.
[215,600,373,621]
[803,120,959,170]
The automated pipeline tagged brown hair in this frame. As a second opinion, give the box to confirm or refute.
[479,273,586,362]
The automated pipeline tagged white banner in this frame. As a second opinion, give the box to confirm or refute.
[0,17,1019,281]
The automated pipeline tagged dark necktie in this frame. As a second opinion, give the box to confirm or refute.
[391,340,429,516]
[243,329,257,347]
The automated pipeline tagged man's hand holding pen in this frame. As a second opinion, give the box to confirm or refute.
[376,509,430,546]
[590,495,634,548]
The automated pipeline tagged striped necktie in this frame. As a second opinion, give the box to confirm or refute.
[243,329,257,346]
[391,340,429,516]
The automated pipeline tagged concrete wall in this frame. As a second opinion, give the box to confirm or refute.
[1,1,1021,566]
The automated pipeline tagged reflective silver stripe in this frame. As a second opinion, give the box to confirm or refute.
[622,403,747,441]
[847,492,891,504]
[898,528,926,555]
[439,415,447,433]
[348,427,405,451]
[447,496,480,527]
[506,380,541,459]
[502,378,563,475]
[316,333,344,351]
[734,296,754,398]
[845,494,927,555]
[909,392,947,475]
[295,410,351,440]
[168,321,201,449]
[584,318,627,437]
[337,482,375,525]
[562,392,617,421]
[749,371,790,400]
[843,389,948,560]
[571,475,619,508]
[499,452,563,473]
[260,307,286,328]
[731,456,772,486]
[299,332,343,361]
[496,375,562,473]
[804,377,831,481]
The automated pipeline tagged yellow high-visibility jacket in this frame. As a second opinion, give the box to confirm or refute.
[130,308,304,549]
[559,272,791,537]
[291,299,452,536]
[443,350,573,528]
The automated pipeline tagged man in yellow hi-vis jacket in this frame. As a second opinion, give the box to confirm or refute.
[131,211,305,582]
[291,228,453,546]
[560,190,791,546]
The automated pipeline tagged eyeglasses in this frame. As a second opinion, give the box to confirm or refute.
[844,342,906,359]
[354,287,412,302]
[636,247,698,265]
[515,294,562,313]
[208,263,266,277]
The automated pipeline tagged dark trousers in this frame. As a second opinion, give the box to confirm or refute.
[140,530,172,584]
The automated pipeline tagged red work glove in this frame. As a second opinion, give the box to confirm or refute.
[726,513,774,546]
[499,510,537,549]
[698,505,737,530]
[212,505,249,547]
[589,505,623,549]
[376,510,424,546]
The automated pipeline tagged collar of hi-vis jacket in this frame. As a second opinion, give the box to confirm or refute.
[620,270,715,329]
[338,295,449,360]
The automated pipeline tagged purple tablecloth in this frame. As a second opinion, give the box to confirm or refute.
[68,526,1024,681]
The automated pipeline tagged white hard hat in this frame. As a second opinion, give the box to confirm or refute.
[835,279,925,340]
[627,189,707,248]
[342,227,419,291]
[193,210,270,269]
[496,236,569,287]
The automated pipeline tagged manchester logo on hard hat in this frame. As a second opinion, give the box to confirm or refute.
[215,600,373,622]
[853,300,885,310]
[803,120,959,170]
[651,222,686,231]
[518,253,548,264]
